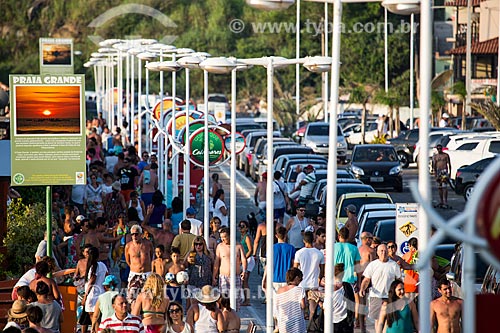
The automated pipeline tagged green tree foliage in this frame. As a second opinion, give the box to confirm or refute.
[4,200,51,276]
[470,100,500,130]
[0,1,412,122]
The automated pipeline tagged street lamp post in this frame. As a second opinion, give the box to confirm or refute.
[199,57,237,249]
[178,55,205,218]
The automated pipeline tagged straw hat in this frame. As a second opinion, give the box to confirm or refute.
[194,285,221,303]
[8,300,28,319]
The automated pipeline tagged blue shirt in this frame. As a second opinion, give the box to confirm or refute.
[334,242,361,284]
[273,243,296,283]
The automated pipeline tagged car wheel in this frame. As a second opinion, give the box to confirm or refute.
[464,184,474,201]
[398,152,410,168]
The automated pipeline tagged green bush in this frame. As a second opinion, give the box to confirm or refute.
[4,199,52,276]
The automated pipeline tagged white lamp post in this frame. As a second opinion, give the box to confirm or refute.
[199,57,237,247]
[136,51,158,156]
[178,55,204,218]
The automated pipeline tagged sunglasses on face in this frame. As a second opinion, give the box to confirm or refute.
[169,308,181,314]
[131,233,140,236]
[388,245,396,249]
[239,225,247,228]
[194,243,203,246]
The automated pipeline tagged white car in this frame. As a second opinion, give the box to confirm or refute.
[345,122,378,147]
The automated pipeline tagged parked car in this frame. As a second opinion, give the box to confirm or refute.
[250,137,294,181]
[284,166,329,194]
[357,210,396,239]
[454,156,497,201]
[300,122,348,163]
[239,131,279,176]
[274,154,327,174]
[445,136,500,180]
[357,203,396,225]
[258,145,314,179]
[347,144,403,192]
[344,122,378,149]
[318,183,375,215]
[336,192,393,226]
[373,219,396,243]
[413,129,464,167]
[446,243,489,297]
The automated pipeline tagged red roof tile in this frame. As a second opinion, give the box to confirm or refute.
[445,0,485,6]
[447,38,499,55]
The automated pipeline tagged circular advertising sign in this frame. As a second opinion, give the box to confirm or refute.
[475,159,500,261]
[224,132,246,154]
[189,128,225,165]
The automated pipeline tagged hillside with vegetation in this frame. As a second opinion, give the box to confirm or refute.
[0,0,412,124]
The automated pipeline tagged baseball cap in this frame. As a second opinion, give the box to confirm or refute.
[262,172,268,178]
[102,275,119,286]
[186,207,197,215]
[305,164,314,170]
[442,113,449,118]
[76,215,86,222]
[346,204,357,213]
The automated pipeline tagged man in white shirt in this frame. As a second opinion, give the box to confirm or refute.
[289,165,306,200]
[439,113,450,127]
[359,244,401,328]
[297,165,316,206]
[186,207,203,236]
[294,231,325,318]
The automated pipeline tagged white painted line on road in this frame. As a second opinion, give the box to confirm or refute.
[219,165,256,199]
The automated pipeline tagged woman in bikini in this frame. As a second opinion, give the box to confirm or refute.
[131,273,169,333]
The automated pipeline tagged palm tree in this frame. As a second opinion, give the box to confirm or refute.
[431,91,446,126]
[348,84,375,144]
[470,100,500,130]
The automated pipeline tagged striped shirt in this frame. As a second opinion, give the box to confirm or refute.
[299,172,316,198]
[99,313,144,333]
[275,286,306,333]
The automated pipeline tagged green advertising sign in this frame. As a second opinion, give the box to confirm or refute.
[9,74,87,186]
[189,128,225,165]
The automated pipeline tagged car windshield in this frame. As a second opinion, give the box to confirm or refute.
[336,186,374,201]
[308,125,329,136]
[339,197,392,218]
[353,147,398,162]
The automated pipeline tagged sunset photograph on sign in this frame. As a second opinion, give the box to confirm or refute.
[42,43,72,65]
[14,85,81,135]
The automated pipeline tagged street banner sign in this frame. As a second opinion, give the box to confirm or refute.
[395,203,420,255]
[189,128,225,166]
[9,74,86,186]
[39,38,74,75]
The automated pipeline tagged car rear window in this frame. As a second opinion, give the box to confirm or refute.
[339,197,392,218]
[488,141,500,153]
[376,221,396,242]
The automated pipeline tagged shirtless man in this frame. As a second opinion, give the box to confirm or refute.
[213,227,247,311]
[431,278,462,333]
[254,172,267,211]
[357,232,376,333]
[143,206,175,251]
[124,224,153,304]
[344,205,359,245]
[432,144,452,207]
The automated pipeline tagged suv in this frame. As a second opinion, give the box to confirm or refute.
[301,122,348,163]
[387,127,453,168]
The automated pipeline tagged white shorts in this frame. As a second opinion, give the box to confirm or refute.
[246,256,256,272]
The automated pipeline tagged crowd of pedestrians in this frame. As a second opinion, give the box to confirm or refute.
[3,119,463,333]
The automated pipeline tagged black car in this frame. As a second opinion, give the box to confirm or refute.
[347,144,403,192]
[454,157,497,201]
[387,127,455,168]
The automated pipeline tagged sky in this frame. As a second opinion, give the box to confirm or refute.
[15,85,81,119]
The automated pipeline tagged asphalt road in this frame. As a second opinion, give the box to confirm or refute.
[203,161,466,332]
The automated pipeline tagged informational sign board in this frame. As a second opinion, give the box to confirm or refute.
[9,74,86,186]
[189,128,225,166]
[395,203,420,256]
[39,38,74,75]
